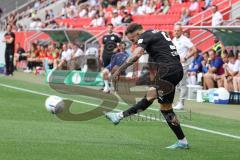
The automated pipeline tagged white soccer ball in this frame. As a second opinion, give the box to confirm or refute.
[45,96,64,114]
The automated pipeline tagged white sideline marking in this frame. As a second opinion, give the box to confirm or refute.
[0,83,240,140]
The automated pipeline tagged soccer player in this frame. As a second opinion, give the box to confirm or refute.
[172,23,197,110]
[105,23,189,149]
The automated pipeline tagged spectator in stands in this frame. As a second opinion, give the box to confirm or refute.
[7,13,17,27]
[101,0,109,8]
[102,41,129,93]
[90,13,105,27]
[89,0,98,6]
[154,0,163,14]
[31,9,38,19]
[136,0,147,15]
[233,53,240,92]
[49,9,55,19]
[188,0,200,15]
[88,6,98,18]
[187,51,203,85]
[145,0,155,14]
[211,5,223,26]
[79,5,89,17]
[203,49,224,89]
[61,3,68,18]
[68,1,77,17]
[29,18,41,29]
[45,10,51,21]
[122,10,133,24]
[34,0,41,10]
[180,7,190,25]
[118,0,129,7]
[108,0,118,6]
[175,0,183,3]
[161,0,170,14]
[202,0,212,10]
[111,10,123,26]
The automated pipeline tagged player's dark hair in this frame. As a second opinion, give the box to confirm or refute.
[107,23,113,27]
[125,23,143,35]
[203,51,209,56]
[228,52,235,58]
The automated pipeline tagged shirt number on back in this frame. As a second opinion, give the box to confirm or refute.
[161,32,178,56]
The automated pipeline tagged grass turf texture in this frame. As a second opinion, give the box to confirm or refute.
[0,72,240,160]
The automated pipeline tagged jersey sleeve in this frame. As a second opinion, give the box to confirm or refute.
[102,36,106,44]
[184,37,194,49]
[212,57,223,68]
[137,32,153,49]
[115,35,121,43]
[196,55,203,66]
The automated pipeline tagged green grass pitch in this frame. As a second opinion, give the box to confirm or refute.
[0,72,240,160]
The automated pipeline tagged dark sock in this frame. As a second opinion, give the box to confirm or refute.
[28,62,33,70]
[123,97,153,117]
[161,109,185,140]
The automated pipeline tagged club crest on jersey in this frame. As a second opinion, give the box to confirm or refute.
[138,39,143,44]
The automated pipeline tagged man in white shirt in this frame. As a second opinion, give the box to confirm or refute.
[90,14,105,27]
[111,10,122,26]
[223,53,238,91]
[136,0,147,15]
[189,0,199,12]
[68,43,85,70]
[172,23,197,110]
[211,5,223,26]
[233,53,240,92]
[58,43,71,69]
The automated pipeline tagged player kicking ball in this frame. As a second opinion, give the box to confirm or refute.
[104,23,189,149]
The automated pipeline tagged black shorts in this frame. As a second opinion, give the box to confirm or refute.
[155,65,183,104]
[102,53,113,68]
[19,55,27,61]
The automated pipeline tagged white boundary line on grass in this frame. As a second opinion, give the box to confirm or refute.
[0,83,240,140]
